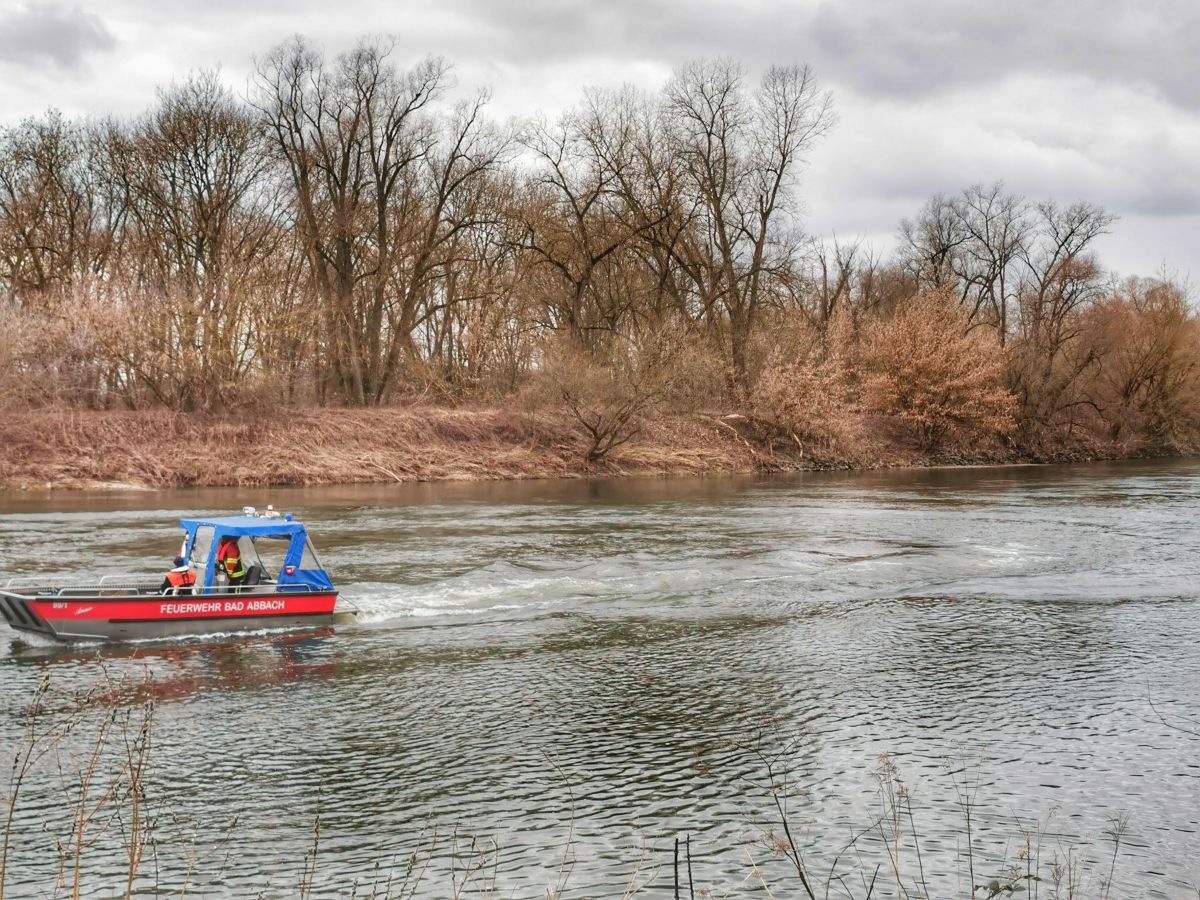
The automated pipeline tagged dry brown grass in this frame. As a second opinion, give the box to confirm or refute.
[0,402,1162,492]
[0,406,780,490]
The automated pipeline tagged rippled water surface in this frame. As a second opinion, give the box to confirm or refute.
[2,460,1199,897]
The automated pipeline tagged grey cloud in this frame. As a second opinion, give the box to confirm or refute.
[1117,173,1200,219]
[437,0,1200,234]
[816,131,1200,223]
[0,3,116,71]
[808,0,1200,110]
[437,0,770,66]
[439,0,1200,112]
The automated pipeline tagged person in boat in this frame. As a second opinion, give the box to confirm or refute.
[216,536,247,586]
[161,556,196,594]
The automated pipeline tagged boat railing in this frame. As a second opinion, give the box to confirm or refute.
[2,576,67,590]
[165,581,330,596]
[2,576,160,596]
[4,577,332,597]
[55,580,163,596]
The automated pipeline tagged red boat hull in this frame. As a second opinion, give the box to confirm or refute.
[2,591,339,642]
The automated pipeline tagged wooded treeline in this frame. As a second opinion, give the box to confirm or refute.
[2,38,1197,464]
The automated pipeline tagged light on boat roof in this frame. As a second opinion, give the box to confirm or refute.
[242,505,257,516]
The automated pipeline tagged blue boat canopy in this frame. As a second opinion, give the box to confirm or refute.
[178,514,334,592]
[179,516,308,537]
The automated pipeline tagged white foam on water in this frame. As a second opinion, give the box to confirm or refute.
[5,629,63,649]
[343,558,737,626]
[970,541,1062,568]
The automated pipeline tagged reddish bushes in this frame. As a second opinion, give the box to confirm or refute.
[754,292,1018,461]
[858,290,1016,452]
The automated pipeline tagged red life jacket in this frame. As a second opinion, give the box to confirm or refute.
[166,569,196,588]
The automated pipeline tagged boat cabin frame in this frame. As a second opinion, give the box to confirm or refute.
[180,516,334,593]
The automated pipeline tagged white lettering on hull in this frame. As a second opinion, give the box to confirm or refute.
[160,602,222,615]
[158,599,289,616]
[246,599,286,612]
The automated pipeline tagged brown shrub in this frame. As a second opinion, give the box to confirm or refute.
[532,332,690,462]
[1081,278,1200,452]
[0,305,28,407]
[859,289,1016,453]
[0,303,106,408]
[650,322,729,413]
[751,312,873,462]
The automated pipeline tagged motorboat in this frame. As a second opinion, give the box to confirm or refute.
[0,509,351,642]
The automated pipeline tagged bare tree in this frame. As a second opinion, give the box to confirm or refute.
[96,71,281,410]
[0,111,106,306]
[899,183,1028,341]
[665,59,834,398]
[952,183,1029,343]
[257,38,435,403]
[799,236,884,330]
[898,193,968,292]
[1017,200,1115,347]
[1007,200,1115,449]
[391,92,512,390]
[519,89,670,346]
[255,38,510,404]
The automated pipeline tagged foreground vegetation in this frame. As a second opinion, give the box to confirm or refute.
[1,37,1198,488]
[2,672,1186,898]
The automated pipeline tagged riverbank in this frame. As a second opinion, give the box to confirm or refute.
[0,406,1133,491]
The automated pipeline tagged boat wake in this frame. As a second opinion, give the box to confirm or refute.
[343,558,728,625]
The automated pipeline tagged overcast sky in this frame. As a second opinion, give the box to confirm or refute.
[1,0,1197,282]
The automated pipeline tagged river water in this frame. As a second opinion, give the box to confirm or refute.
[1,460,1198,898]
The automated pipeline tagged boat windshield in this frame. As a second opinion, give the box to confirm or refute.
[247,535,291,579]
[189,526,214,570]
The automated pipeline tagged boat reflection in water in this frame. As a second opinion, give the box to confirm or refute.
[8,628,339,703]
